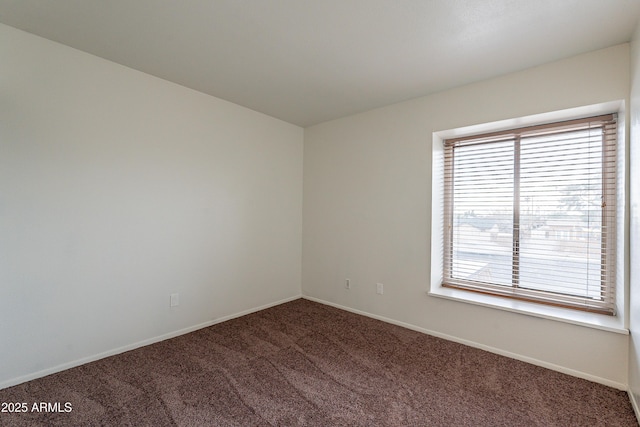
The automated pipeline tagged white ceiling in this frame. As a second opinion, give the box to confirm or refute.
[1,0,639,127]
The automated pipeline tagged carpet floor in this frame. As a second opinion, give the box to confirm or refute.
[0,298,636,426]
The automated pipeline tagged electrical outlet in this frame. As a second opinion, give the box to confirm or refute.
[170,293,179,307]
[345,279,351,289]
[376,283,384,295]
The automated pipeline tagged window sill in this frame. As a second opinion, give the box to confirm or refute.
[428,285,628,335]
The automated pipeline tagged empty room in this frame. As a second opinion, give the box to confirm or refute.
[2,0,640,425]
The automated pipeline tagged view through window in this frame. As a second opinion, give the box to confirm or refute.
[443,114,617,314]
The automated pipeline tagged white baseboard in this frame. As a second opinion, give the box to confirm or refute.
[302,295,628,391]
[630,390,640,423]
[0,294,302,391]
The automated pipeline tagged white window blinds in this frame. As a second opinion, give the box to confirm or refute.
[443,114,617,314]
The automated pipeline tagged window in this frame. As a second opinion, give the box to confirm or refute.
[443,114,617,315]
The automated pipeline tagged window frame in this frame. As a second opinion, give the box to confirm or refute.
[429,103,627,332]
[442,114,617,315]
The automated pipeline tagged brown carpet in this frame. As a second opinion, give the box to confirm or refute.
[0,298,636,426]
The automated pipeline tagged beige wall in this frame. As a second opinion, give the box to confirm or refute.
[303,44,630,387]
[0,24,303,388]
[629,19,640,416]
